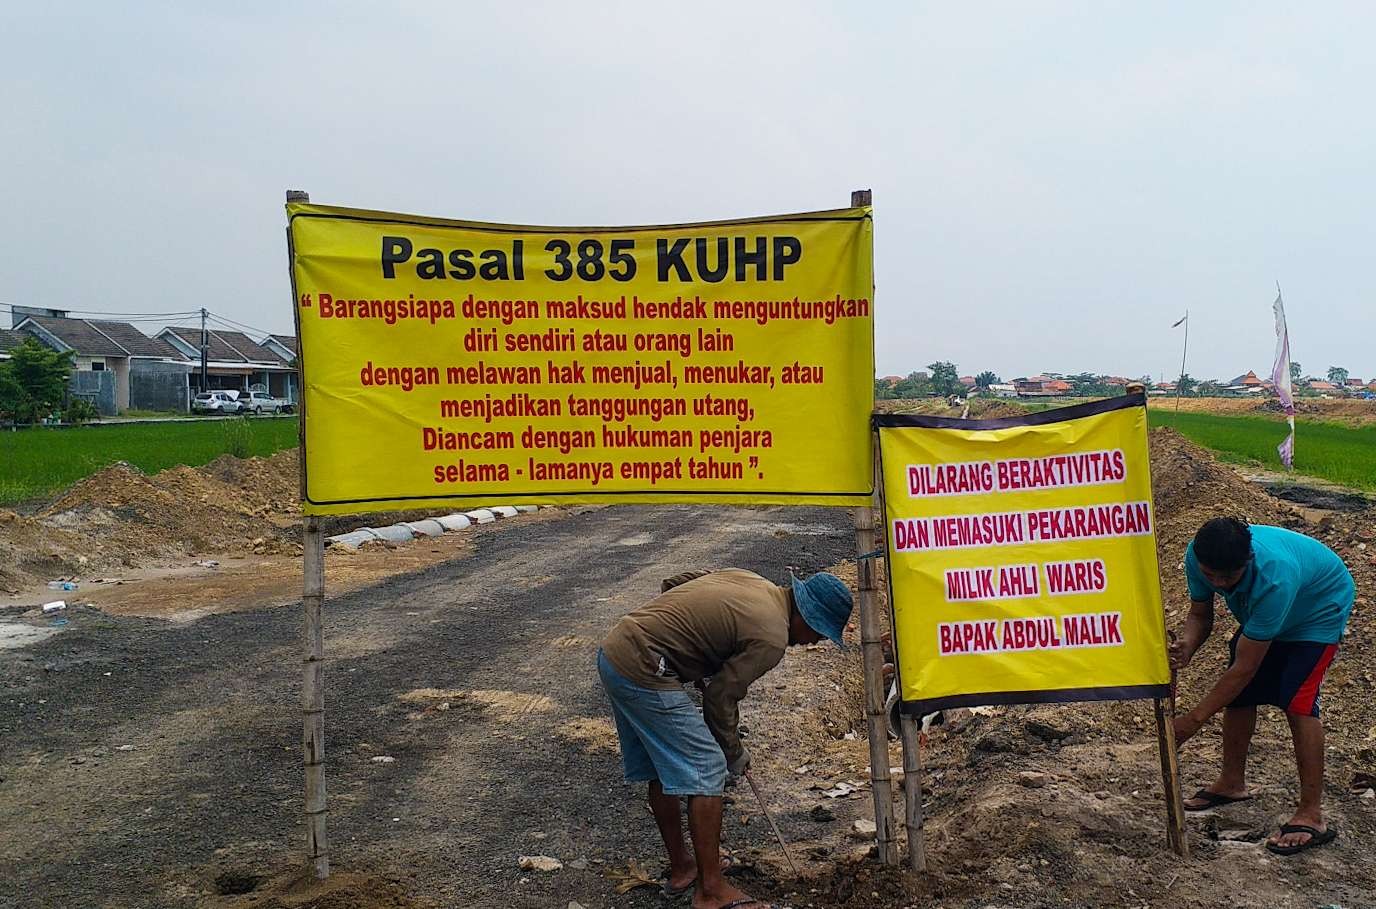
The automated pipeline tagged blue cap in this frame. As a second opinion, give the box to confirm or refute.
[790,572,854,648]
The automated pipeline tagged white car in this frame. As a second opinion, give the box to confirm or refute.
[243,391,295,415]
[192,391,243,415]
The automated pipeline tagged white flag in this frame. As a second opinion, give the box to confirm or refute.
[1270,290,1295,468]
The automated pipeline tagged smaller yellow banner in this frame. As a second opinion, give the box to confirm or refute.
[877,396,1170,712]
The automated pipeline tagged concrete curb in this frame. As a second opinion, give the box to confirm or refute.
[326,505,543,550]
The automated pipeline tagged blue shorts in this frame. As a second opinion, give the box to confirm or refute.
[597,649,727,796]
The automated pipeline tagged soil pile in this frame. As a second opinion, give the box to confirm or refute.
[0,451,304,592]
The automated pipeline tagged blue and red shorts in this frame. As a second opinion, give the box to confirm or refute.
[1228,631,1338,717]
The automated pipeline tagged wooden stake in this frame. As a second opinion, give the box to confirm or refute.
[1154,696,1189,857]
[287,189,329,879]
[849,187,896,865]
[898,712,926,871]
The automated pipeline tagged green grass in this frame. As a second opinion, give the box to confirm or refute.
[1148,411,1376,492]
[0,418,299,506]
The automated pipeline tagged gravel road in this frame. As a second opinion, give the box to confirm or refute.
[0,504,854,908]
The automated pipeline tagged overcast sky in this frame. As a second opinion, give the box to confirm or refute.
[3,3,1372,381]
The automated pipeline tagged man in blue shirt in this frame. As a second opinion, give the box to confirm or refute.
[1171,518,1354,855]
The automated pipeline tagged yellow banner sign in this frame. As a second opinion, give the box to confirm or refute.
[287,202,874,514]
[876,396,1170,712]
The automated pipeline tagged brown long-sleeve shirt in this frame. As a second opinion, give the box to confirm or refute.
[601,569,791,765]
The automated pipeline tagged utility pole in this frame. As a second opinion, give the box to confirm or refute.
[200,307,209,393]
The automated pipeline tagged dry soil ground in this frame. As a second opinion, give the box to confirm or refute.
[2,434,1373,908]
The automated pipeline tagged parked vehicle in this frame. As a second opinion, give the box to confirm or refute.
[243,390,295,415]
[192,391,243,415]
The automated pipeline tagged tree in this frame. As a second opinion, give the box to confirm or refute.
[893,371,931,399]
[975,370,1000,389]
[1328,366,1349,387]
[0,338,74,423]
[1290,361,1303,384]
[1196,380,1222,397]
[873,378,896,400]
[1176,373,1198,397]
[927,361,961,397]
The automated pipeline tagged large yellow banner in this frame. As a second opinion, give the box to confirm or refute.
[287,202,874,515]
[876,396,1170,712]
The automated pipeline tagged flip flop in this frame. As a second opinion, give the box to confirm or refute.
[1183,788,1253,812]
[661,879,693,898]
[661,855,739,897]
[1266,824,1338,855]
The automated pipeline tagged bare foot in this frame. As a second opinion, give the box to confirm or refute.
[1182,781,1250,810]
[1268,810,1326,850]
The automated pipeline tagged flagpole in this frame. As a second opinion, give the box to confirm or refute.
[1175,309,1189,413]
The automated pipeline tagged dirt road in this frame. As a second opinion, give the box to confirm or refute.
[0,505,855,908]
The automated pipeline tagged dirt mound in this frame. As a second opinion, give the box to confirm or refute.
[41,460,298,561]
[1148,427,1298,552]
[0,451,306,593]
[0,509,96,592]
[217,868,437,909]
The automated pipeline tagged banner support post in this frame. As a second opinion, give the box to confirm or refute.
[851,187,898,867]
[288,189,330,880]
[1153,696,1189,856]
[1124,379,1188,858]
[877,424,928,873]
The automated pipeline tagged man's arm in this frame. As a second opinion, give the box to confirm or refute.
[1170,599,1215,670]
[1174,635,1270,744]
[701,639,784,774]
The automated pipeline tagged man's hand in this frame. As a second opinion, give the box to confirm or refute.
[1172,713,1204,746]
[727,745,752,779]
[1168,635,1191,671]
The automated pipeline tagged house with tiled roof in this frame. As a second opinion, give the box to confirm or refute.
[261,334,297,364]
[15,313,192,414]
[0,328,30,360]
[156,327,298,401]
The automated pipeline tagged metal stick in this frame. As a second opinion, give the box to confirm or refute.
[744,771,801,877]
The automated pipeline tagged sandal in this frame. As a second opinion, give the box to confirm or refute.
[1266,824,1337,855]
[1183,788,1253,812]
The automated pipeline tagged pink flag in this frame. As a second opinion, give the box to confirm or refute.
[1271,290,1295,468]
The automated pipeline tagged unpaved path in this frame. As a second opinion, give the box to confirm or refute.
[0,504,855,908]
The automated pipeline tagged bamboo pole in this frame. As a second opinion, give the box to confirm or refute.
[874,415,927,874]
[898,712,926,871]
[287,189,329,879]
[850,188,896,865]
[303,515,328,878]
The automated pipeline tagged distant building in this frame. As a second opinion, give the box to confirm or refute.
[157,327,297,401]
[16,314,191,414]
[1308,380,1338,393]
[878,375,904,386]
[1014,377,1071,397]
[989,383,1018,398]
[261,334,297,364]
[958,375,977,388]
[0,328,28,360]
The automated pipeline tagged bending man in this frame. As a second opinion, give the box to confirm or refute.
[1171,518,1354,855]
[598,568,853,909]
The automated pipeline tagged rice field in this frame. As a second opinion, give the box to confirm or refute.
[0,417,299,506]
[1148,411,1376,492]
